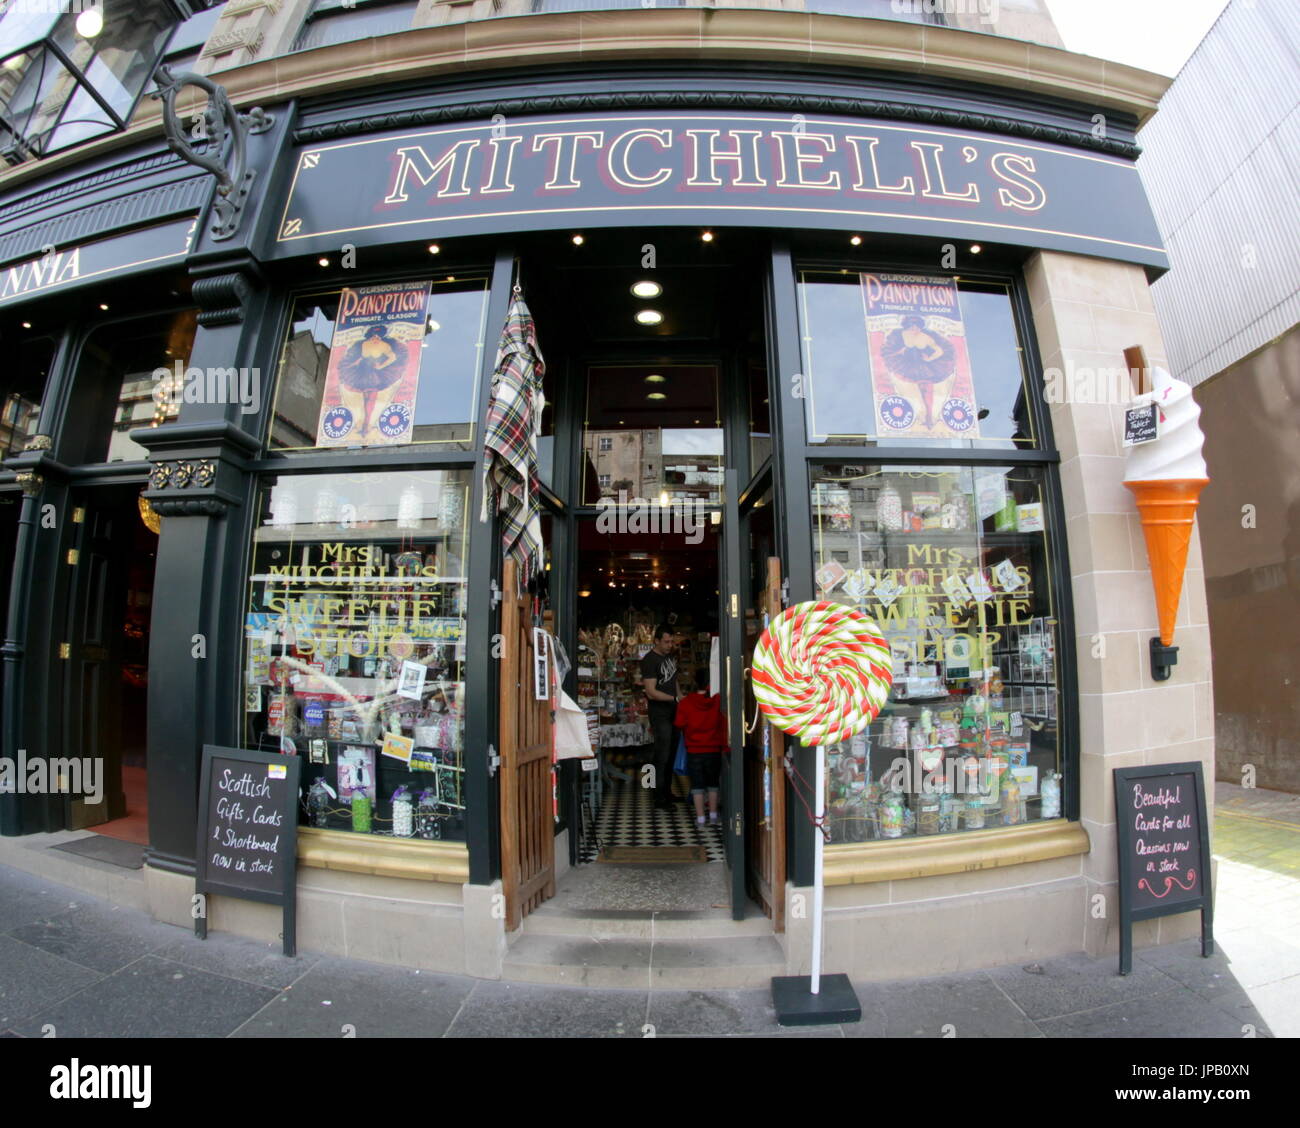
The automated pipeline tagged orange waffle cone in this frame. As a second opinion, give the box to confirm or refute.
[1124,478,1208,646]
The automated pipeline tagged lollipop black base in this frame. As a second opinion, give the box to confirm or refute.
[771,973,861,1026]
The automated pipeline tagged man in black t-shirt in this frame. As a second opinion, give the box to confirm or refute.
[640,623,680,809]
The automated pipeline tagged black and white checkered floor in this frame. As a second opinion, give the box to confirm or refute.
[580,776,726,863]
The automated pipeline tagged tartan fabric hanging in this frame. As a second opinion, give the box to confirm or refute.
[480,291,546,586]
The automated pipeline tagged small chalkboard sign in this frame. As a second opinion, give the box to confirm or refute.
[195,744,301,956]
[1123,402,1160,446]
[1113,762,1213,975]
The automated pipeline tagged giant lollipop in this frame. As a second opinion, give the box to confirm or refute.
[752,602,893,745]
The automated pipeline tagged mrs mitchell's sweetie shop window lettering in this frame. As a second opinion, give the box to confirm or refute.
[243,469,472,844]
[811,464,1063,844]
[269,276,489,453]
[797,272,1035,450]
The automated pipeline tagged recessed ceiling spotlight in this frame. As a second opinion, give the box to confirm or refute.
[427,243,440,254]
[632,280,662,298]
[850,234,863,246]
[646,392,666,401]
[644,374,666,383]
[700,230,714,243]
[635,310,663,325]
[21,321,31,329]
[572,234,585,245]
[970,244,982,254]
[318,257,330,267]
[99,303,109,311]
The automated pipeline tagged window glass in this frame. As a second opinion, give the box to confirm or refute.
[292,0,417,52]
[581,364,722,507]
[811,463,1063,843]
[71,309,198,465]
[0,333,55,458]
[244,469,472,843]
[270,277,489,451]
[798,271,1035,449]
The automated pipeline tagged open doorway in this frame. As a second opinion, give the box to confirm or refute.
[62,485,157,844]
[574,518,723,863]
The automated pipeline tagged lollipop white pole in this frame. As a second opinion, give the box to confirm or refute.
[812,740,825,994]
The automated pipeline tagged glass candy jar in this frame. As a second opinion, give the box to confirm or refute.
[391,785,414,837]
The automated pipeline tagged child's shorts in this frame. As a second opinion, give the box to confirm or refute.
[687,753,721,792]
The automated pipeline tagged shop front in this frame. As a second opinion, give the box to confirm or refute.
[0,10,1214,983]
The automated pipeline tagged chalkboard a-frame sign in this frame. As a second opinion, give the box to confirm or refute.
[195,745,301,956]
[1113,762,1213,975]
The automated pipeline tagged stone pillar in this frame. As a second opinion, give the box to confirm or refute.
[1024,250,1215,957]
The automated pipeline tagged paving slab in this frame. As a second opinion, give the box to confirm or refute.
[445,980,648,1038]
[985,951,1176,1021]
[0,935,103,1029]
[647,986,831,1037]
[8,900,180,974]
[150,931,322,991]
[0,870,79,933]
[1036,986,1261,1039]
[10,954,277,1039]
[850,972,1043,1038]
[233,958,472,1038]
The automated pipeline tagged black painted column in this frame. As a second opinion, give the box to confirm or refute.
[134,265,265,874]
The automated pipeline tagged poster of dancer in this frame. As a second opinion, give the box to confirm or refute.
[860,273,980,440]
[316,280,431,447]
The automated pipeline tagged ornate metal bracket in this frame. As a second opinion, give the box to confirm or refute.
[153,65,274,242]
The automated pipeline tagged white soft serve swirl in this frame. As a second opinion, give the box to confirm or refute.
[1124,367,1208,481]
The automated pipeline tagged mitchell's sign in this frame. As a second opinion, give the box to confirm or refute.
[0,215,196,307]
[275,112,1167,268]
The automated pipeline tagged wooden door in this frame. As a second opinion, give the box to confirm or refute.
[745,557,787,931]
[64,491,128,828]
[498,558,556,931]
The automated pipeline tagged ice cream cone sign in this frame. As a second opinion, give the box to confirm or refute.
[1122,367,1209,680]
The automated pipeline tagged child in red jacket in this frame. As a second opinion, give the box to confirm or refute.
[674,667,727,827]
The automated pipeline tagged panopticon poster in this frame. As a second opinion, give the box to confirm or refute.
[861,273,981,441]
[316,280,431,447]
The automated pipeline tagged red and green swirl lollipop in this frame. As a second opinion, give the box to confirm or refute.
[752,601,893,746]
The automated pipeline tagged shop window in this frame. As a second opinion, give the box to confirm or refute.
[154,2,226,78]
[0,0,182,164]
[0,332,55,458]
[797,271,1035,449]
[292,0,418,52]
[811,463,1063,843]
[269,276,489,451]
[68,309,198,465]
[243,469,472,843]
